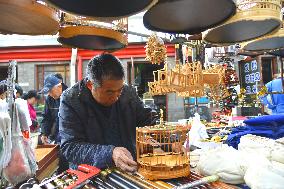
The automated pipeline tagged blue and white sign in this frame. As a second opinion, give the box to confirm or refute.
[241,60,261,94]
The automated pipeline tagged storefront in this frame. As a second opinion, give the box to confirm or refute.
[0,0,284,188]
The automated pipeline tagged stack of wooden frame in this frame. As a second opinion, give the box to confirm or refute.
[204,0,282,44]
[58,13,128,50]
[148,62,228,101]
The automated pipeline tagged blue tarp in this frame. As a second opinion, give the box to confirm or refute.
[226,114,284,149]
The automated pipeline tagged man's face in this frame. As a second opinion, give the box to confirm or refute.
[48,83,62,99]
[87,79,124,107]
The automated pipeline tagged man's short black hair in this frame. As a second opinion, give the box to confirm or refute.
[23,90,41,100]
[86,54,125,88]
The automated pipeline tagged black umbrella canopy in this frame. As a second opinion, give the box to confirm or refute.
[203,0,282,44]
[58,35,126,50]
[243,29,284,51]
[46,0,156,18]
[58,26,127,51]
[204,19,281,44]
[143,0,236,34]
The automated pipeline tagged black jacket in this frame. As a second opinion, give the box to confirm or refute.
[41,96,60,142]
[59,79,157,169]
[41,83,68,143]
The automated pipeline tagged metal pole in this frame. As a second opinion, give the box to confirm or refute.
[70,48,77,86]
[194,97,198,113]
[131,57,135,86]
[280,57,284,93]
[127,31,171,43]
[7,60,17,119]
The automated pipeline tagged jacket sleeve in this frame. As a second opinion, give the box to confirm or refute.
[260,81,276,110]
[59,97,115,169]
[41,98,52,136]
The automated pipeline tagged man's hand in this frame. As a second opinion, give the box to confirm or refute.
[41,135,49,145]
[112,147,137,172]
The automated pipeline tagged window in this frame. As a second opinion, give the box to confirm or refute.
[36,64,70,91]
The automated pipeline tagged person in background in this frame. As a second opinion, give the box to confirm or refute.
[260,73,284,114]
[23,90,41,132]
[54,73,68,91]
[0,80,7,100]
[15,84,23,98]
[0,81,8,112]
[40,74,69,173]
[59,54,157,172]
[40,74,63,144]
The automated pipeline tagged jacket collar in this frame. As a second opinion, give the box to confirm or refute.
[78,79,93,104]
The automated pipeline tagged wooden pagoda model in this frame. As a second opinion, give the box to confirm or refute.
[148,61,229,101]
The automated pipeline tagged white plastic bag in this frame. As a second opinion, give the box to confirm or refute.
[184,113,208,148]
[3,103,37,185]
[239,134,284,164]
[271,145,284,164]
[0,112,12,169]
[197,145,246,184]
[245,161,284,189]
[3,137,33,184]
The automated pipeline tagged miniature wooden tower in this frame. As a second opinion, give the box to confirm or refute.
[136,112,190,180]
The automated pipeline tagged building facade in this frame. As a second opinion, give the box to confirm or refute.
[0,44,185,122]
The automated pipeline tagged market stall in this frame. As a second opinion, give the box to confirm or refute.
[0,0,284,188]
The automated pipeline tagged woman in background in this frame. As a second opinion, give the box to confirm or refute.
[0,80,7,100]
[23,90,41,132]
[0,80,8,112]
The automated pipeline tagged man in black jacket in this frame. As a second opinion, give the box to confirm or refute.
[41,74,63,144]
[59,54,156,172]
[41,74,69,173]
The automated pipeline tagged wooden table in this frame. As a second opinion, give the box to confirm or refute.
[35,144,59,181]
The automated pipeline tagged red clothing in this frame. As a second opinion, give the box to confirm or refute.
[27,102,37,131]
[28,102,36,121]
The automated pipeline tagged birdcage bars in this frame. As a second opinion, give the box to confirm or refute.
[136,125,190,180]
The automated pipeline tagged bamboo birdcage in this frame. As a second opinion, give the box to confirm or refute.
[136,124,190,180]
[0,0,59,35]
[240,1,284,51]
[204,0,282,44]
[58,13,128,50]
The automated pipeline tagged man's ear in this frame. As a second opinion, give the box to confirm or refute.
[86,81,93,91]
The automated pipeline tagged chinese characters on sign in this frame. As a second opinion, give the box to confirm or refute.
[242,60,261,94]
